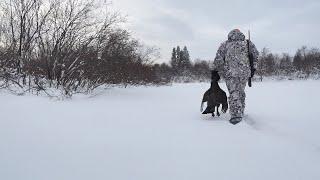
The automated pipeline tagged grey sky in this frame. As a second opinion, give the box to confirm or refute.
[112,0,320,63]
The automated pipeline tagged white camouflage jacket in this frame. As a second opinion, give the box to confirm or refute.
[213,29,259,79]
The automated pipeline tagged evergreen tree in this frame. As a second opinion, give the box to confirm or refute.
[179,50,184,67]
[171,45,192,77]
[182,46,191,69]
[170,48,178,70]
[176,46,181,67]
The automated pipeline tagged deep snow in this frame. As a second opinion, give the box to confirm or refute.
[1,81,320,180]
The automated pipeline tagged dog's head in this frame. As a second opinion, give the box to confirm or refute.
[211,70,220,82]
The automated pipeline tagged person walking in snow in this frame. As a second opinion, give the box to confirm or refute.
[212,29,259,125]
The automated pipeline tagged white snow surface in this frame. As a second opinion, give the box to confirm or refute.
[1,81,320,180]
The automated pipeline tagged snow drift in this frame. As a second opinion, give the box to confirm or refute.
[1,80,320,180]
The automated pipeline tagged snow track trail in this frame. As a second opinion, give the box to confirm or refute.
[1,81,320,180]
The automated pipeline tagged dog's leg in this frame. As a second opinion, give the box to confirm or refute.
[216,104,221,117]
[212,106,216,117]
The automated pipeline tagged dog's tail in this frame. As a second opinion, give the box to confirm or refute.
[200,102,205,112]
[200,91,208,112]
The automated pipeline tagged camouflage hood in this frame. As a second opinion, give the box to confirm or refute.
[228,29,246,41]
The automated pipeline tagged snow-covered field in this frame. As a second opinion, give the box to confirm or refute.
[1,81,320,180]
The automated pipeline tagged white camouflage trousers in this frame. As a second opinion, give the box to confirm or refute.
[225,77,247,118]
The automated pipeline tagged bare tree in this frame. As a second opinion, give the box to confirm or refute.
[0,0,163,96]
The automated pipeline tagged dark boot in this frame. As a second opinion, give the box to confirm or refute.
[229,117,242,125]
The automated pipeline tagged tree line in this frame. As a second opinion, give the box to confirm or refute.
[256,46,320,80]
[153,45,320,83]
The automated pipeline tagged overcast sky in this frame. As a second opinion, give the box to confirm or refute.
[112,0,320,63]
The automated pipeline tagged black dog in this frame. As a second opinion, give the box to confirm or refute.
[201,71,228,117]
